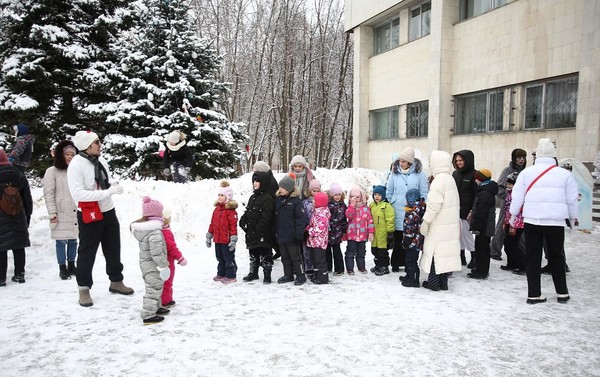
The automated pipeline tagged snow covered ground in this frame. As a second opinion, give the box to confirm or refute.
[1,168,599,377]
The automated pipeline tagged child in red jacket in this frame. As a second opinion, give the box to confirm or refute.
[206,181,239,284]
[161,206,187,307]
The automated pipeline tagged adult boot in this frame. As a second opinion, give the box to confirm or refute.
[243,256,259,282]
[67,261,77,276]
[59,265,70,280]
[460,250,467,266]
[263,268,272,284]
[78,286,94,307]
[467,251,476,269]
[109,281,134,295]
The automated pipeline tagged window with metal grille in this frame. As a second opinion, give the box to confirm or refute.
[370,107,399,140]
[455,91,503,134]
[406,101,428,137]
[524,76,578,129]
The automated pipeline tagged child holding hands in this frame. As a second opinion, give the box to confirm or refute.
[161,206,187,307]
[206,181,239,284]
[345,185,374,274]
[130,196,171,325]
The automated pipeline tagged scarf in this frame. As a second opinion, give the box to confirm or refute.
[166,140,186,152]
[79,152,111,190]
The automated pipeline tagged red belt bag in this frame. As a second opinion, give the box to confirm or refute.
[79,201,104,223]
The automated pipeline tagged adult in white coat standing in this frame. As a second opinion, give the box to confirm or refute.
[420,150,461,291]
[509,138,578,304]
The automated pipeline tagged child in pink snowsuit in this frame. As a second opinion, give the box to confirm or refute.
[307,192,331,284]
[161,207,187,307]
[345,185,375,274]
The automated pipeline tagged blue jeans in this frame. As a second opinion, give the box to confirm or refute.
[215,243,237,278]
[56,239,78,265]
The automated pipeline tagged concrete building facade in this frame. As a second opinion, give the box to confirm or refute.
[345,0,600,177]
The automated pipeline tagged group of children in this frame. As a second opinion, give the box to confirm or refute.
[130,154,526,325]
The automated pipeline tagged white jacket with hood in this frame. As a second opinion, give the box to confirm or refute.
[420,150,461,274]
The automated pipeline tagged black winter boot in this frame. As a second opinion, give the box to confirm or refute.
[243,256,260,282]
[460,250,467,266]
[59,265,70,280]
[467,251,476,269]
[67,261,77,276]
[263,269,272,284]
[294,274,307,286]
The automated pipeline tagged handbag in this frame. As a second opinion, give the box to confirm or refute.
[79,201,104,223]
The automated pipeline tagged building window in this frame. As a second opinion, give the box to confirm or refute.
[409,2,431,41]
[406,101,428,137]
[459,0,507,21]
[524,75,578,129]
[374,17,400,55]
[454,90,505,134]
[370,107,399,140]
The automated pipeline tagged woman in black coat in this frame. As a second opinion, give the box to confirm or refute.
[0,149,33,285]
[239,171,275,283]
[452,150,477,266]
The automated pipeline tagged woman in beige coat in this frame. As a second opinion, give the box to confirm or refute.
[420,150,461,291]
[43,140,79,280]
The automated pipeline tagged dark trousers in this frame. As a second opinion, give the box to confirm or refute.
[391,230,405,268]
[327,243,344,273]
[345,240,366,271]
[0,248,26,281]
[76,209,123,288]
[371,247,390,268]
[215,243,237,278]
[427,258,448,288]
[248,247,273,274]
[474,235,491,276]
[503,226,525,269]
[405,248,420,282]
[279,243,304,278]
[309,247,329,283]
[524,223,568,297]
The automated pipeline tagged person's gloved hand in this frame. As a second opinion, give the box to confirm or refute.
[8,156,15,164]
[49,214,58,229]
[185,167,191,174]
[420,221,430,236]
[158,267,171,281]
[368,233,374,242]
[108,184,124,196]
[509,215,517,227]
[228,235,238,251]
[386,232,394,250]
[205,232,213,248]
[163,168,170,176]
[177,256,187,266]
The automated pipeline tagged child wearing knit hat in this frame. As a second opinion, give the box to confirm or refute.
[369,185,395,276]
[327,182,347,275]
[274,173,307,285]
[207,181,239,284]
[345,185,375,274]
[130,196,171,324]
[306,192,331,284]
[301,179,322,278]
[160,206,187,308]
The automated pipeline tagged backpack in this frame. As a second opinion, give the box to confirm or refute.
[0,183,23,216]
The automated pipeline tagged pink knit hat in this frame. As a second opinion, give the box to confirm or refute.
[328,182,343,196]
[219,181,233,202]
[349,185,367,205]
[314,192,328,208]
[308,179,321,192]
[142,196,164,218]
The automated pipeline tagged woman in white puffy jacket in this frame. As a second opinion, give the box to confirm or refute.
[419,150,461,291]
[509,138,578,305]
